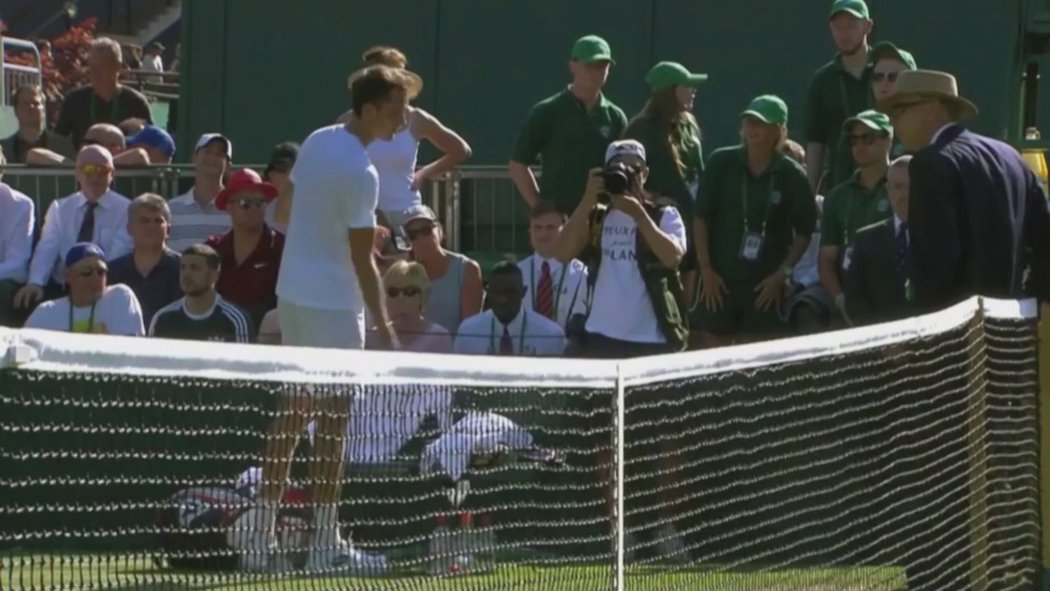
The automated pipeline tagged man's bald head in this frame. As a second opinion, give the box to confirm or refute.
[83,123,126,154]
[77,144,115,168]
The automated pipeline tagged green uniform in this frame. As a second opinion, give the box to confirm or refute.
[622,113,703,214]
[511,87,627,213]
[693,146,817,336]
[820,173,892,249]
[805,57,873,191]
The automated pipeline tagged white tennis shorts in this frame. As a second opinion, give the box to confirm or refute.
[277,298,365,350]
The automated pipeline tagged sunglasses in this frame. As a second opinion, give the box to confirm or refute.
[406,223,436,240]
[235,197,268,209]
[77,267,107,278]
[79,163,113,175]
[387,286,421,298]
[871,71,900,83]
[848,133,883,146]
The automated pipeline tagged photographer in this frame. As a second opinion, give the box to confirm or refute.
[553,139,689,358]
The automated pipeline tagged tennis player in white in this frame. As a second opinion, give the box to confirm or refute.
[247,65,419,575]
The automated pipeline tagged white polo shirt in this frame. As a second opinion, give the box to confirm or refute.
[25,284,144,336]
[453,307,566,356]
[517,254,588,329]
[167,189,232,253]
[585,207,687,344]
[276,125,377,311]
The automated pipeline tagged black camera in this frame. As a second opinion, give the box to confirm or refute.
[601,161,635,195]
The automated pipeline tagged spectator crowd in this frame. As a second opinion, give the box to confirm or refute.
[1,0,1048,361]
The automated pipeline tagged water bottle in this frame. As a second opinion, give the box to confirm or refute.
[427,514,451,576]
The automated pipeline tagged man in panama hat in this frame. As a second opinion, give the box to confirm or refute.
[879,69,1050,310]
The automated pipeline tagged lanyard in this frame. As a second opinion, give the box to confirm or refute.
[530,258,567,316]
[741,174,774,237]
[90,91,120,123]
[68,301,98,333]
[489,312,528,354]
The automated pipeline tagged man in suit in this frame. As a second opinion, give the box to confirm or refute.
[845,155,911,325]
[879,70,1050,311]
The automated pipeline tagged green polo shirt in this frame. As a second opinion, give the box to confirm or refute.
[805,56,873,191]
[622,113,704,215]
[820,172,892,248]
[695,145,817,285]
[511,88,628,213]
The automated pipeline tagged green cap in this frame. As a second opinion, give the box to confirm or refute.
[829,0,870,19]
[870,41,917,70]
[646,62,708,91]
[740,95,789,126]
[571,35,614,64]
[843,109,893,135]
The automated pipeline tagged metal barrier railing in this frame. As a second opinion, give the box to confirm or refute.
[1,165,530,255]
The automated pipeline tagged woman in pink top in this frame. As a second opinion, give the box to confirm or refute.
[367,260,453,353]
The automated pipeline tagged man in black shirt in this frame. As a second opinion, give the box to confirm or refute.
[1,85,75,163]
[54,37,153,148]
[148,244,254,343]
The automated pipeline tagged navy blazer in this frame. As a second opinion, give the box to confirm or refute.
[845,218,910,326]
[907,124,1050,310]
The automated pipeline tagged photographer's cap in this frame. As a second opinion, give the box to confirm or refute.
[605,139,646,164]
[843,109,893,136]
[646,62,708,91]
[571,35,614,64]
[740,95,789,126]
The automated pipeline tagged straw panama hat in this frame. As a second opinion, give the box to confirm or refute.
[877,69,978,120]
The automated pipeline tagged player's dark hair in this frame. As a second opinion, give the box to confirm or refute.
[348,65,420,117]
[182,244,221,270]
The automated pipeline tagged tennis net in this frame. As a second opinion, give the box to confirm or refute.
[0,296,1041,591]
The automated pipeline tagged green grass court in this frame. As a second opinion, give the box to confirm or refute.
[2,554,907,590]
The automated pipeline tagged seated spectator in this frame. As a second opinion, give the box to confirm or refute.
[25,242,144,336]
[54,37,153,148]
[778,139,833,334]
[403,204,482,334]
[16,146,132,309]
[149,244,254,343]
[366,260,453,353]
[168,134,232,252]
[517,201,587,331]
[27,122,149,167]
[263,142,299,234]
[0,146,35,326]
[454,262,565,356]
[1,85,75,163]
[845,155,912,325]
[142,42,165,84]
[127,124,176,164]
[205,169,284,330]
[107,194,182,324]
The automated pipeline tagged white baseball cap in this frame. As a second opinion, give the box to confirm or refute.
[604,139,646,165]
[195,133,233,159]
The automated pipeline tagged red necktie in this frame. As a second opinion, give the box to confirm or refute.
[535,261,554,320]
[500,325,514,355]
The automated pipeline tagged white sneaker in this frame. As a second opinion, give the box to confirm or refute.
[304,536,389,577]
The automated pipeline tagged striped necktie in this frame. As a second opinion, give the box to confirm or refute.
[535,261,554,320]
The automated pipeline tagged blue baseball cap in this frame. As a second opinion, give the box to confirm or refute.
[127,125,176,157]
[65,242,106,269]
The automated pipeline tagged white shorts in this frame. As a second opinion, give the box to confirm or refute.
[277,298,365,349]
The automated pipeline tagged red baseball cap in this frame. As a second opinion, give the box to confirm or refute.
[215,169,278,211]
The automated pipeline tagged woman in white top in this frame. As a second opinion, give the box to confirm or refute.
[359,46,472,230]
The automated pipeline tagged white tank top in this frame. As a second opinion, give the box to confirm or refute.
[367,128,421,212]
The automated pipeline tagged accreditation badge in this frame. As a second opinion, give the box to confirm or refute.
[739,232,764,263]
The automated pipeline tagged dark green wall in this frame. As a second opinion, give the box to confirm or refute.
[179,0,1026,165]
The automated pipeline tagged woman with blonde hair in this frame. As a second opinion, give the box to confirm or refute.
[692,95,817,347]
[359,45,472,233]
[367,259,453,353]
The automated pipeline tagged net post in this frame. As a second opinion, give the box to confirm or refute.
[613,363,626,591]
[1039,301,1050,589]
[967,297,991,590]
[2,343,35,368]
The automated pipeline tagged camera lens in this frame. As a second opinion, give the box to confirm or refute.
[602,162,631,195]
